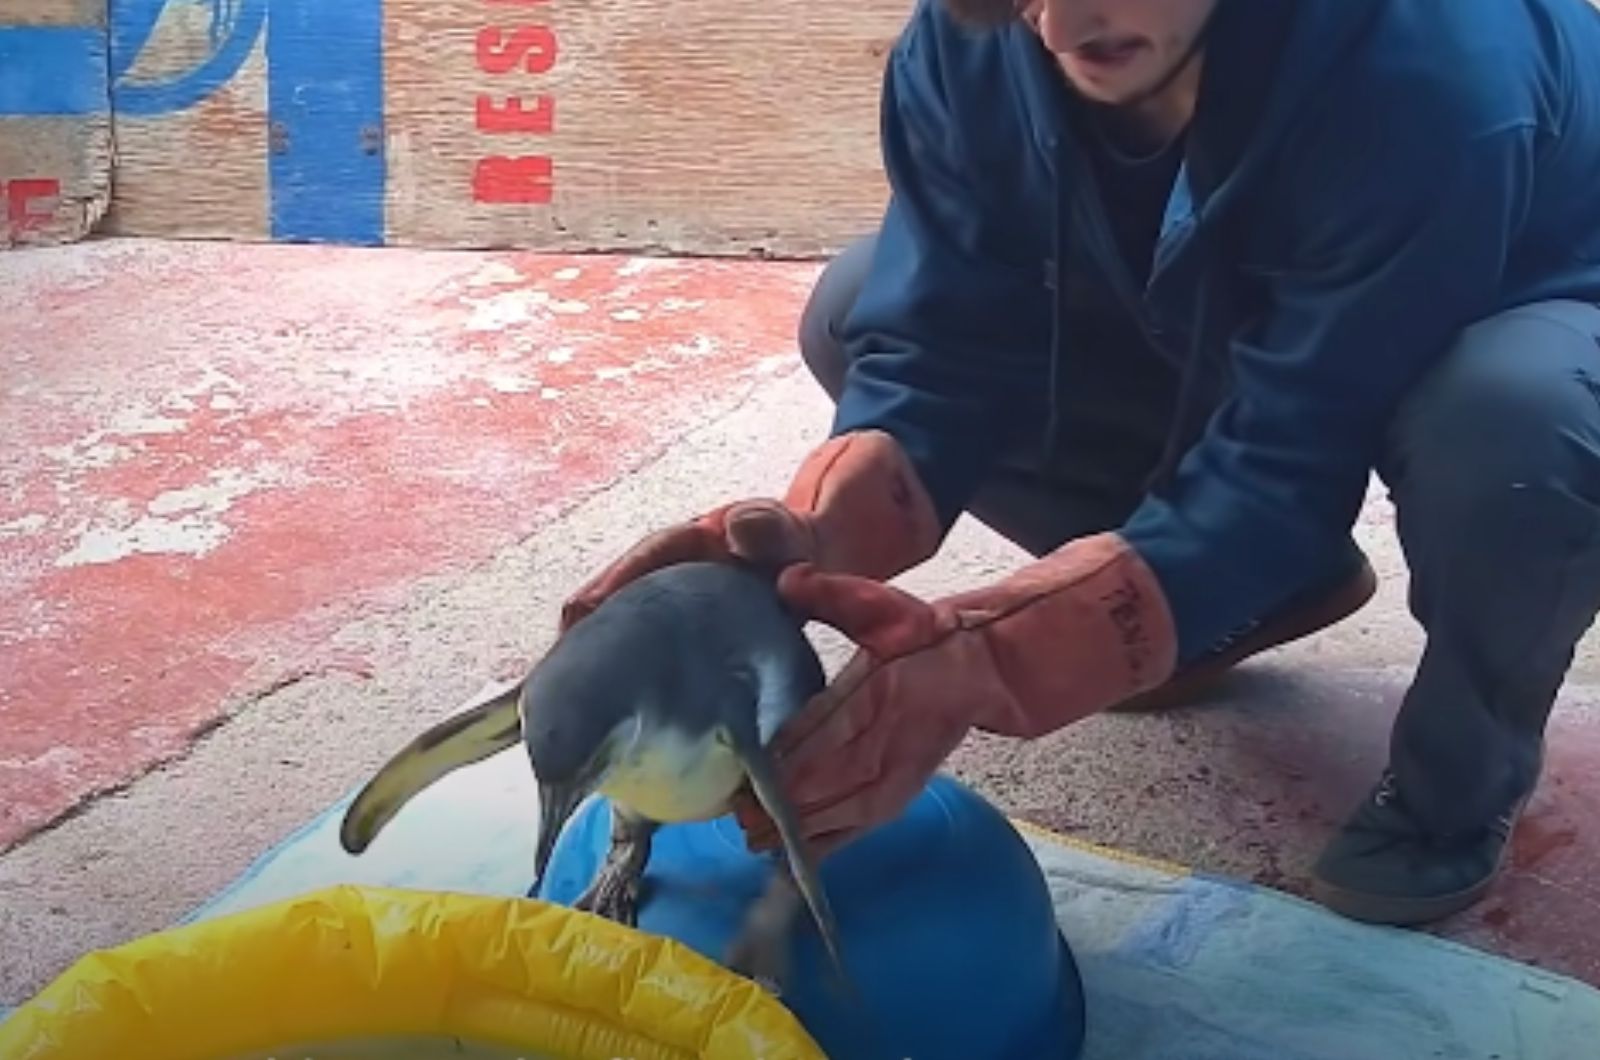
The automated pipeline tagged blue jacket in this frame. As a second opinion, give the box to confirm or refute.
[830,0,1600,664]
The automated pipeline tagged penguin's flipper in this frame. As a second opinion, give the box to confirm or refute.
[726,726,848,986]
[339,680,524,855]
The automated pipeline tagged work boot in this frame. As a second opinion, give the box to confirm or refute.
[1308,768,1527,926]
[1108,550,1379,712]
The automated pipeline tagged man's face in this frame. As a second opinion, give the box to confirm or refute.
[1022,0,1220,107]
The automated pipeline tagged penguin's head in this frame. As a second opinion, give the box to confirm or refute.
[521,675,634,886]
[520,600,666,888]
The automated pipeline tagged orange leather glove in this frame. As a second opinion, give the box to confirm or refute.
[734,532,1178,857]
[559,430,943,631]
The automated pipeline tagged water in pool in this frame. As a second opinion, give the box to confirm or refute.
[227,1035,560,1059]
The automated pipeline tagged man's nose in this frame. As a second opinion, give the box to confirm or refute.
[1033,0,1101,54]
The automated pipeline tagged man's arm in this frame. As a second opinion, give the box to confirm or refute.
[1121,81,1537,665]
[830,11,1053,532]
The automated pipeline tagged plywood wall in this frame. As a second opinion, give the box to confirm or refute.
[0,0,114,247]
[89,0,911,257]
[380,0,909,256]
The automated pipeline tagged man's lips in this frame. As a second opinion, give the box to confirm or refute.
[1071,36,1146,69]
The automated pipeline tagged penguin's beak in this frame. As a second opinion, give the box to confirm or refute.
[532,780,591,892]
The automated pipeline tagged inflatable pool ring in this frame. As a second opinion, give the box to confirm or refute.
[0,884,826,1059]
[537,773,1089,1060]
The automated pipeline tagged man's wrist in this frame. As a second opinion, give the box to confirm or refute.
[783,429,943,580]
[953,532,1178,737]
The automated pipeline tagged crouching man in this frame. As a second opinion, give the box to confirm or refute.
[562,0,1600,926]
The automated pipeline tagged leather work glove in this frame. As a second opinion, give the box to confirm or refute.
[559,429,942,630]
[734,532,1178,857]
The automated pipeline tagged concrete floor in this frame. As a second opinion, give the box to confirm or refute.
[3,238,1599,1010]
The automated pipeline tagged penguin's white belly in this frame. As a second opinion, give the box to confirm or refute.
[597,724,746,823]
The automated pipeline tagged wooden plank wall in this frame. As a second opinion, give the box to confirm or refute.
[0,0,114,247]
[99,0,272,240]
[89,0,912,257]
[380,0,910,256]
[10,1,1600,257]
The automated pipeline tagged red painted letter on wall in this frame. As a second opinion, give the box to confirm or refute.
[472,157,553,204]
[476,26,558,75]
[476,95,555,134]
[5,179,60,235]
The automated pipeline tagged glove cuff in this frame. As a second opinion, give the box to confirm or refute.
[782,429,942,581]
[950,532,1177,737]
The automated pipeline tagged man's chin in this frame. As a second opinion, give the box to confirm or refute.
[1059,51,1198,112]
[1059,67,1157,107]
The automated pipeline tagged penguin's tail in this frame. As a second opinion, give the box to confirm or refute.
[338,680,525,855]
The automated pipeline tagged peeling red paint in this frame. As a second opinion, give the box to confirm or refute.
[0,241,821,850]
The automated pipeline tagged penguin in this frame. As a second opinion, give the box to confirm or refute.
[336,559,848,994]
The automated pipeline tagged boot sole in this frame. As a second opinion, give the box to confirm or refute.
[1307,872,1500,928]
[1109,556,1380,713]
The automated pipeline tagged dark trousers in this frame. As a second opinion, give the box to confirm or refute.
[800,234,1600,838]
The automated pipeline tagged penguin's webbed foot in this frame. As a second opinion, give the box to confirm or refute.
[572,807,656,928]
[574,863,644,925]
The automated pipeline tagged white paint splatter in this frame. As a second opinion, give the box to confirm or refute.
[617,257,673,277]
[611,308,644,323]
[540,387,563,400]
[41,438,135,473]
[488,375,539,394]
[210,393,240,411]
[546,346,575,364]
[56,514,231,567]
[40,384,229,481]
[179,364,244,401]
[658,297,705,312]
[147,465,287,518]
[552,267,582,281]
[55,464,294,568]
[463,290,537,332]
[669,335,716,359]
[594,357,672,383]
[464,261,525,288]
[106,407,187,436]
[0,744,85,774]
[463,289,590,332]
[0,514,47,538]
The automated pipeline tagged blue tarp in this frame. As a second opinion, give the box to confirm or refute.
[7,716,1599,1056]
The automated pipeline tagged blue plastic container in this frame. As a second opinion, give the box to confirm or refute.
[533,773,1087,1060]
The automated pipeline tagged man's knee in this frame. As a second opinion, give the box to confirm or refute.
[1386,300,1600,535]
[798,234,878,401]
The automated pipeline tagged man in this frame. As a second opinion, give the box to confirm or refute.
[562,0,1600,927]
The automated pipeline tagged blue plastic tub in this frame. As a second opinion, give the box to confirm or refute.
[534,773,1087,1060]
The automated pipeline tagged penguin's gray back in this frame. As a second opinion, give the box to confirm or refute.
[521,561,823,777]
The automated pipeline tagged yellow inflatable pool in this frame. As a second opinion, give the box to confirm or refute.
[0,885,825,1060]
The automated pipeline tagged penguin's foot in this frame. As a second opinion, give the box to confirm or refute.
[724,872,803,995]
[574,863,644,925]
[573,807,657,928]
